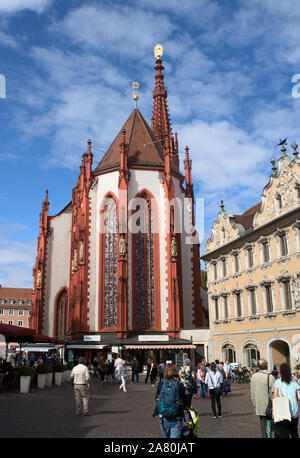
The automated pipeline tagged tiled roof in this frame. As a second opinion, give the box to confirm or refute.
[0,287,33,302]
[233,202,261,230]
[94,108,181,175]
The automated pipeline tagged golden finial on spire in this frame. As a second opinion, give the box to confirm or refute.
[154,43,163,60]
[130,81,141,108]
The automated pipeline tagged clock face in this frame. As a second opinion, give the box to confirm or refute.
[154,44,163,59]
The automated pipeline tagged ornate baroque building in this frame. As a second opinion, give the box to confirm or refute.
[31,46,205,362]
[202,144,300,370]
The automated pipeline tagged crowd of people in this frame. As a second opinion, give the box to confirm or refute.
[0,350,63,391]
[1,349,300,439]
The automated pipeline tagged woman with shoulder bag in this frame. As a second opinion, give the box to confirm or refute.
[205,362,222,419]
[273,362,300,438]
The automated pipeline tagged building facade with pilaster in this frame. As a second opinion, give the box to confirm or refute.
[202,145,300,371]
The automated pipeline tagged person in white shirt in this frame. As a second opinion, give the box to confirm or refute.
[71,357,91,416]
[205,362,222,419]
[114,355,123,381]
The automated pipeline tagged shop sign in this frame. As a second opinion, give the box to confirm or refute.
[138,335,169,342]
[83,335,101,342]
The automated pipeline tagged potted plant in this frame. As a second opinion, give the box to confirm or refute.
[45,364,53,387]
[37,364,48,389]
[18,365,33,394]
[54,363,64,386]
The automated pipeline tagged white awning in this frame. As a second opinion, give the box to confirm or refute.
[124,345,196,350]
[66,344,105,350]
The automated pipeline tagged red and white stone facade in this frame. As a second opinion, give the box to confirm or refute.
[31,53,204,342]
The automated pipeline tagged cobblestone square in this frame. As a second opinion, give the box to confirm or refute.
[0,378,267,438]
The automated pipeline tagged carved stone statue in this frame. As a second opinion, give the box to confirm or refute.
[37,269,42,287]
[119,235,127,256]
[171,236,178,258]
[79,240,84,261]
[72,248,78,272]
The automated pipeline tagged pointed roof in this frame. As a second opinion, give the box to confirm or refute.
[94,108,166,173]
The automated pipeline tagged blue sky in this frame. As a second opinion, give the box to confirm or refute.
[1,0,300,287]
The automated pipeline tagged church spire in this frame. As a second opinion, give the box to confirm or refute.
[151,44,172,145]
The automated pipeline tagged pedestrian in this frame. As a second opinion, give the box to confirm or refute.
[104,358,113,383]
[197,361,209,399]
[153,363,188,438]
[179,359,197,408]
[119,360,127,392]
[92,356,99,378]
[71,357,91,416]
[205,362,222,418]
[145,358,152,384]
[114,354,123,381]
[158,362,165,381]
[150,362,158,386]
[273,362,300,438]
[131,356,139,383]
[223,360,231,396]
[250,358,275,438]
[98,357,106,385]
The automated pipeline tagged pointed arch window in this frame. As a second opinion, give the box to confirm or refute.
[103,197,118,328]
[135,194,155,329]
[55,289,68,337]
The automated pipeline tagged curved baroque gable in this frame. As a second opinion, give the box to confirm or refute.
[206,211,245,253]
[254,156,300,227]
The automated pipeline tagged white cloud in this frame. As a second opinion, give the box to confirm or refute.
[0,0,52,14]
[0,30,18,48]
[53,3,176,58]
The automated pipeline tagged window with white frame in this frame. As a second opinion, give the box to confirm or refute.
[8,320,13,325]
[234,290,243,317]
[232,252,240,273]
[18,300,23,305]
[262,240,270,263]
[221,258,227,278]
[9,299,15,305]
[279,233,288,256]
[247,287,257,315]
[213,297,220,321]
[18,321,23,327]
[223,295,229,319]
[278,278,293,310]
[264,284,274,313]
[18,309,24,316]
[9,309,14,315]
[0,309,3,315]
[212,261,218,281]
[247,246,254,268]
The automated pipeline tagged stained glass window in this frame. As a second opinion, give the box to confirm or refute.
[104,198,118,327]
[135,197,155,329]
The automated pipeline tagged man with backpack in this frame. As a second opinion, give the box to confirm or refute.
[153,363,188,438]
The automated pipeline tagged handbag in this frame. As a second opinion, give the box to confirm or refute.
[272,387,291,423]
[265,374,273,420]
